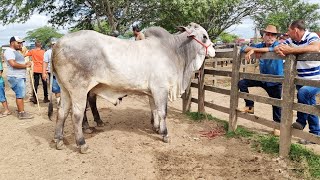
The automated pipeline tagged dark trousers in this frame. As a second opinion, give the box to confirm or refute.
[238,79,282,122]
[33,72,48,98]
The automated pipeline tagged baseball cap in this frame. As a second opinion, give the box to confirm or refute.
[10,36,25,43]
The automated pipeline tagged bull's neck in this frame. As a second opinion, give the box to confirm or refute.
[172,32,198,66]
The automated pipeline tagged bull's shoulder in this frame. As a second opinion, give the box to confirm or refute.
[145,27,171,39]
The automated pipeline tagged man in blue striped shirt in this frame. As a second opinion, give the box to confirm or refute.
[275,20,320,143]
[239,25,284,136]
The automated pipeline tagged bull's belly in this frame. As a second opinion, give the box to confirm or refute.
[91,83,150,105]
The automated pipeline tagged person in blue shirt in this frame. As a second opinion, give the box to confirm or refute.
[239,25,284,135]
[0,55,11,117]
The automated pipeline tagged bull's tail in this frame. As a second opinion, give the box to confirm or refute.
[48,54,54,120]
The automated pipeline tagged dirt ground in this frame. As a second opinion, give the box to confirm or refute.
[0,64,318,179]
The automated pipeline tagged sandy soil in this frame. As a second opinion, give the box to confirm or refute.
[0,63,317,179]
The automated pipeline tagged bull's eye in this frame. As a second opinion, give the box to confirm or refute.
[203,35,208,39]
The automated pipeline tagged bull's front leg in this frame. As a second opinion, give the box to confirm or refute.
[149,96,160,133]
[151,92,169,143]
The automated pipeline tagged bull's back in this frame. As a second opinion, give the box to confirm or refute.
[53,30,179,91]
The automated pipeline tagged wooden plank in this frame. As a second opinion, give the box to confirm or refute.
[182,81,192,113]
[204,101,230,114]
[296,52,320,61]
[279,55,297,157]
[238,92,282,107]
[295,78,320,87]
[204,69,232,77]
[215,49,234,58]
[240,52,284,60]
[292,129,320,145]
[191,82,198,88]
[240,72,284,83]
[204,86,230,95]
[198,63,205,113]
[292,103,320,117]
[237,111,280,130]
[228,46,241,132]
[191,98,230,114]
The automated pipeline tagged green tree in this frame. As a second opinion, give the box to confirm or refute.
[157,0,264,39]
[252,0,320,33]
[0,0,265,38]
[25,26,64,46]
[218,32,239,43]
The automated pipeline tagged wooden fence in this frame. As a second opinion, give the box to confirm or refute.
[182,46,320,157]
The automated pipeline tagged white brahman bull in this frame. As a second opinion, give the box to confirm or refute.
[52,22,215,153]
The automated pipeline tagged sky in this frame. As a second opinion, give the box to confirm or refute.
[0,0,318,46]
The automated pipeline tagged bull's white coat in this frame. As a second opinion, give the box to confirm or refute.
[52,23,215,152]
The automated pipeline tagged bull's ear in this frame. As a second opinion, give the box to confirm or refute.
[176,26,186,32]
[187,30,196,38]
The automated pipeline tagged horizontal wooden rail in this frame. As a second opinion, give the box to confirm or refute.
[240,72,283,83]
[191,98,229,114]
[204,69,232,77]
[238,92,281,107]
[292,103,320,117]
[292,129,320,144]
[237,110,280,130]
[295,78,320,87]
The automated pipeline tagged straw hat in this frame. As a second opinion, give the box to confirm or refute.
[260,25,280,36]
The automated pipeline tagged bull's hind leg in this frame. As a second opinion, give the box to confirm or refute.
[71,97,89,153]
[149,96,160,133]
[54,88,71,150]
[152,91,169,143]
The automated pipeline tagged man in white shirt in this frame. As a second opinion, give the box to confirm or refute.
[275,19,320,144]
[4,36,34,119]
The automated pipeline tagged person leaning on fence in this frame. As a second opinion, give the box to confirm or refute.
[275,19,320,144]
[4,36,33,119]
[42,41,61,104]
[238,25,284,135]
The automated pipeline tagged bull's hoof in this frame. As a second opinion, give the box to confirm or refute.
[56,140,65,150]
[80,144,90,154]
[162,135,170,143]
[83,128,93,134]
[152,127,160,134]
[96,121,105,127]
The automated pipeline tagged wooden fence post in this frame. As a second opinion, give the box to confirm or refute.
[228,46,241,131]
[212,58,217,86]
[182,82,192,113]
[279,55,297,157]
[198,62,205,114]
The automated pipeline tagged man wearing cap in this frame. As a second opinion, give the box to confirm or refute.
[42,41,60,104]
[4,36,33,119]
[275,20,320,143]
[238,25,284,135]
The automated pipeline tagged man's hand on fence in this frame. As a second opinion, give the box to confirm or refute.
[245,49,255,63]
[275,44,292,57]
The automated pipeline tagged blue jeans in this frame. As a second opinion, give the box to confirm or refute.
[296,86,320,135]
[238,79,282,122]
[7,77,26,99]
[0,82,6,102]
[52,76,61,93]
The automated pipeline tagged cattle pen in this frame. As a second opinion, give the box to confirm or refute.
[182,46,320,157]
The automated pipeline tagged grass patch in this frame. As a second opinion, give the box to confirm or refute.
[185,111,320,179]
[185,112,228,129]
[226,126,254,138]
